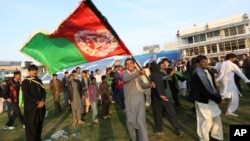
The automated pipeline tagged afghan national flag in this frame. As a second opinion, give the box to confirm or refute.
[175,71,190,82]
[20,0,131,74]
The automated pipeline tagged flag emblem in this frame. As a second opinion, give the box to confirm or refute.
[75,29,118,57]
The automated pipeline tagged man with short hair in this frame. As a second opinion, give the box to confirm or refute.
[94,69,102,110]
[3,71,24,130]
[95,69,102,88]
[22,65,46,141]
[75,67,82,81]
[62,71,70,108]
[190,55,226,141]
[50,73,62,115]
[242,54,250,79]
[81,70,90,114]
[216,53,250,117]
[123,58,155,141]
[114,65,125,110]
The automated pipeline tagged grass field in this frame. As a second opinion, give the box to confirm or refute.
[0,82,250,141]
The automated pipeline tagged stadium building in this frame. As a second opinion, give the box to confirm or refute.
[177,13,250,60]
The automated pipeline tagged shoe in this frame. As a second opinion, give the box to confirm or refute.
[155,131,165,135]
[226,112,238,117]
[93,119,99,123]
[78,120,85,125]
[103,116,108,119]
[3,126,15,130]
[177,131,184,137]
[22,125,25,128]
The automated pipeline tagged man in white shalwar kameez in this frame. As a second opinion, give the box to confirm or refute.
[190,55,226,141]
[216,53,250,117]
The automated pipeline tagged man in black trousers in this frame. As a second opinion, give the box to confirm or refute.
[3,71,24,130]
[22,65,46,141]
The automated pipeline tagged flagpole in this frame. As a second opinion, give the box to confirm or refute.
[131,56,150,81]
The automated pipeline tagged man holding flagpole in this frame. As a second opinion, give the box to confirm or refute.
[123,58,155,141]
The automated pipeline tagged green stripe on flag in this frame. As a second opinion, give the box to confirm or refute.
[21,32,87,74]
[175,71,190,81]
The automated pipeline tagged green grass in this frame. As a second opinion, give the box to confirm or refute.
[0,82,250,141]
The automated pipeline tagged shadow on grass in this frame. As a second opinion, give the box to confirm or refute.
[42,108,71,139]
[98,103,115,141]
[112,103,130,140]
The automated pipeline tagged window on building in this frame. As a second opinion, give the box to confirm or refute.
[225,41,231,51]
[194,47,199,55]
[181,38,188,45]
[225,28,229,37]
[237,25,245,34]
[207,45,211,53]
[238,39,246,49]
[189,48,194,55]
[188,36,193,44]
[207,30,220,38]
[207,32,212,38]
[213,30,220,37]
[231,40,238,51]
[194,35,199,43]
[229,27,237,36]
[194,34,206,43]
[219,43,225,52]
[212,44,217,53]
[200,34,206,41]
[199,46,205,54]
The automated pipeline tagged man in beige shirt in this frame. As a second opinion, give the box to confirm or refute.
[50,74,62,116]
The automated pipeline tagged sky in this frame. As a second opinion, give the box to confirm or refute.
[1,0,250,63]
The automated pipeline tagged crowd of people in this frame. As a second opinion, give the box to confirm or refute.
[0,53,250,141]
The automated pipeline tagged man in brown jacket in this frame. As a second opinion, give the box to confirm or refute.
[50,74,62,115]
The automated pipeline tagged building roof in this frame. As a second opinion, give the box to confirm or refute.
[0,61,22,66]
[178,13,249,37]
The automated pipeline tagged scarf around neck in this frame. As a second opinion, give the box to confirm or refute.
[126,70,143,93]
[194,66,218,96]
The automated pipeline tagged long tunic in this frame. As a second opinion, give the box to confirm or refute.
[123,70,149,129]
[71,81,81,110]
[216,60,250,113]
[22,76,46,141]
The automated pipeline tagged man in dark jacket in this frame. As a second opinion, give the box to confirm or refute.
[190,55,226,141]
[3,71,24,130]
[149,61,184,137]
[61,71,70,108]
[22,65,46,141]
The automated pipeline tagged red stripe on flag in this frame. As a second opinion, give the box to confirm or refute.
[49,0,131,61]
